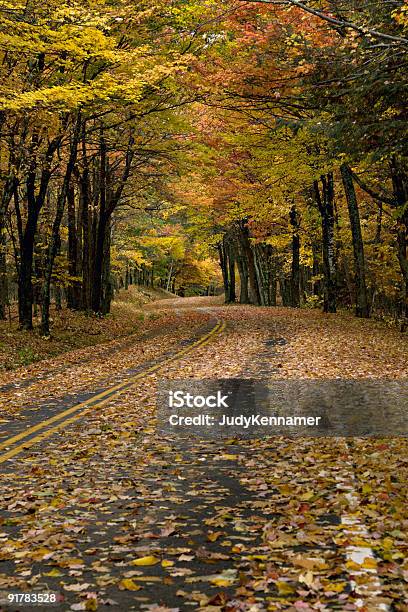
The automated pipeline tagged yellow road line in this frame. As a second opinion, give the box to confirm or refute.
[0,320,222,453]
[0,409,95,464]
[0,319,225,464]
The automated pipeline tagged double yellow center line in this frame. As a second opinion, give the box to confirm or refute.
[0,319,226,465]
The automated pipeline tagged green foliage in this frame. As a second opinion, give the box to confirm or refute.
[17,347,39,366]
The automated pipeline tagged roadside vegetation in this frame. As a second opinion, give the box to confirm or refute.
[0,286,173,372]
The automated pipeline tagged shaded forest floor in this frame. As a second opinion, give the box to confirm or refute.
[0,287,175,374]
[0,297,407,611]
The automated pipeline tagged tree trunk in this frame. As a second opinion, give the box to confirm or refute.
[341,163,370,318]
[166,261,174,292]
[390,156,408,321]
[0,178,14,320]
[239,220,261,305]
[289,205,300,308]
[255,244,271,306]
[41,119,80,336]
[18,210,38,330]
[17,137,61,330]
[217,241,230,302]
[0,215,7,320]
[66,185,81,309]
[101,220,113,315]
[279,275,292,307]
[314,174,337,313]
[92,135,108,314]
[227,241,236,303]
[77,122,93,312]
[269,265,277,307]
[312,241,321,296]
[236,251,249,304]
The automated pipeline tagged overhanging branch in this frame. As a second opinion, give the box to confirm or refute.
[350,169,396,206]
[239,0,408,45]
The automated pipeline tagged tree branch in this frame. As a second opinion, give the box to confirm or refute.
[350,169,396,206]
[240,0,408,45]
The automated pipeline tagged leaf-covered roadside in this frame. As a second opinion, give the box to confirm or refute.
[0,287,175,374]
[0,307,213,421]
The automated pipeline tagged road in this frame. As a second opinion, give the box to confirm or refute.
[0,297,407,611]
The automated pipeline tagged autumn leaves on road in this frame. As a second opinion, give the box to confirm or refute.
[0,298,407,611]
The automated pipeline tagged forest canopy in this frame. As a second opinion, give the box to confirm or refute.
[0,0,407,334]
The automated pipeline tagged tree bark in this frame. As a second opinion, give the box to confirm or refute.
[0,182,13,320]
[289,205,300,308]
[101,220,113,315]
[390,156,408,321]
[18,203,40,330]
[217,241,230,302]
[66,185,81,309]
[239,220,261,306]
[92,135,108,314]
[341,163,370,318]
[227,241,236,303]
[41,118,80,336]
[17,136,61,330]
[0,218,7,321]
[79,134,92,311]
[236,246,249,304]
[314,174,337,313]
[166,261,174,292]
[92,132,134,314]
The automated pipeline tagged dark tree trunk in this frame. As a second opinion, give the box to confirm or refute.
[18,208,39,330]
[41,120,80,336]
[0,213,8,321]
[0,235,6,320]
[17,137,61,330]
[253,245,266,306]
[239,220,261,306]
[80,157,92,311]
[312,241,321,296]
[0,180,13,320]
[236,250,249,304]
[390,156,408,320]
[66,185,81,310]
[217,241,230,302]
[91,133,134,314]
[92,136,107,314]
[227,242,236,303]
[279,275,292,307]
[101,221,113,315]
[254,244,277,307]
[269,268,277,307]
[314,174,337,313]
[290,205,300,308]
[341,163,370,318]
[92,212,108,314]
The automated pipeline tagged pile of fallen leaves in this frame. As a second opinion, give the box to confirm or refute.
[0,287,174,373]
